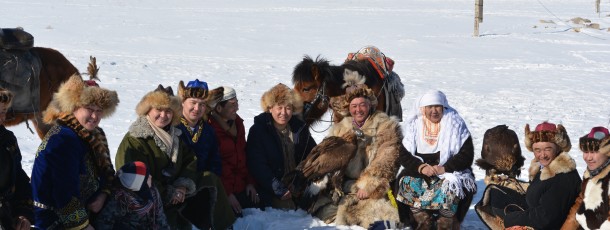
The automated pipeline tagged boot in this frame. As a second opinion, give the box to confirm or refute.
[411,209,432,230]
[436,215,457,230]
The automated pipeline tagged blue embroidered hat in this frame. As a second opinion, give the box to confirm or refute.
[178,79,209,101]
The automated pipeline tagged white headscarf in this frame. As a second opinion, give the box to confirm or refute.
[403,90,475,198]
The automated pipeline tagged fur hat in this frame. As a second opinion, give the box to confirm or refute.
[579,126,610,155]
[260,83,303,114]
[178,79,208,101]
[0,87,13,107]
[206,87,225,109]
[135,84,182,125]
[43,74,119,124]
[331,84,378,117]
[524,122,571,153]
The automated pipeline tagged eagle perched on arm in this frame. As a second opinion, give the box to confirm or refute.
[284,131,359,203]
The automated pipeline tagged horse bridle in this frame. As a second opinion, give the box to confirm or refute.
[303,80,329,120]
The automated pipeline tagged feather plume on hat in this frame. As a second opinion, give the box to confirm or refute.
[43,57,119,124]
[524,122,571,153]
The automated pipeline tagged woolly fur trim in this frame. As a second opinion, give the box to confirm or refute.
[524,123,571,153]
[260,83,303,114]
[177,80,208,101]
[528,152,576,181]
[43,74,119,124]
[135,90,182,125]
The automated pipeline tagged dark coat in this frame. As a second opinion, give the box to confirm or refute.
[0,126,33,229]
[397,137,475,179]
[504,152,581,230]
[209,115,256,196]
[176,119,222,175]
[246,113,316,207]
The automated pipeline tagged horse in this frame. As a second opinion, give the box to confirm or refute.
[1,46,78,138]
[292,46,404,128]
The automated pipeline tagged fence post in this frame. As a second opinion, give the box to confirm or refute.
[595,0,600,13]
[474,0,484,37]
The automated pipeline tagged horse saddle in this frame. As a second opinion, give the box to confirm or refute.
[0,28,34,50]
[0,49,41,114]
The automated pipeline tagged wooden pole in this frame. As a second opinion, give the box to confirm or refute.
[474,0,484,37]
[595,0,600,13]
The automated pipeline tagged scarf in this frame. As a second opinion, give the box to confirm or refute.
[588,158,610,177]
[57,113,115,193]
[277,125,296,175]
[146,115,176,162]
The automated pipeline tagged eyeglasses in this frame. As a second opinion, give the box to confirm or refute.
[186,79,208,90]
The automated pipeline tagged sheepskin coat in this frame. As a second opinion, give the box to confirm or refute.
[115,116,200,229]
[329,111,401,227]
[562,163,610,230]
[0,126,33,229]
[504,152,581,229]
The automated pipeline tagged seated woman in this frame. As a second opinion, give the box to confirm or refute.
[482,122,581,229]
[396,90,476,229]
[562,127,610,229]
[0,88,33,230]
[115,86,202,230]
[246,83,316,210]
[94,161,169,229]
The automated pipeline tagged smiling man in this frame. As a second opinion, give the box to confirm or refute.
[484,122,581,229]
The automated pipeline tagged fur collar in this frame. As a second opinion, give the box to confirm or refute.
[128,116,182,159]
[528,152,577,181]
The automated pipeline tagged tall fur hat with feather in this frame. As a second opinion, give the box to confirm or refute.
[135,84,182,125]
[524,122,571,153]
[0,87,14,108]
[579,126,610,156]
[43,57,119,124]
[260,83,303,114]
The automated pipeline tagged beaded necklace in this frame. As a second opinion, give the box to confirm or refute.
[180,117,204,143]
[422,115,441,146]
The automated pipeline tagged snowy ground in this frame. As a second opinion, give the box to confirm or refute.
[2,0,610,229]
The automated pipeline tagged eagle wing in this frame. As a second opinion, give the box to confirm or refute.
[301,135,357,180]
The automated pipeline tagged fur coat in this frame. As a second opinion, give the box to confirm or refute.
[561,163,610,230]
[504,152,581,229]
[329,111,401,227]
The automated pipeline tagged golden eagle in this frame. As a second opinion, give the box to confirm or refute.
[284,131,359,203]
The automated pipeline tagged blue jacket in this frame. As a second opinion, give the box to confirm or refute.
[176,120,222,176]
[31,125,110,230]
[246,113,316,207]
